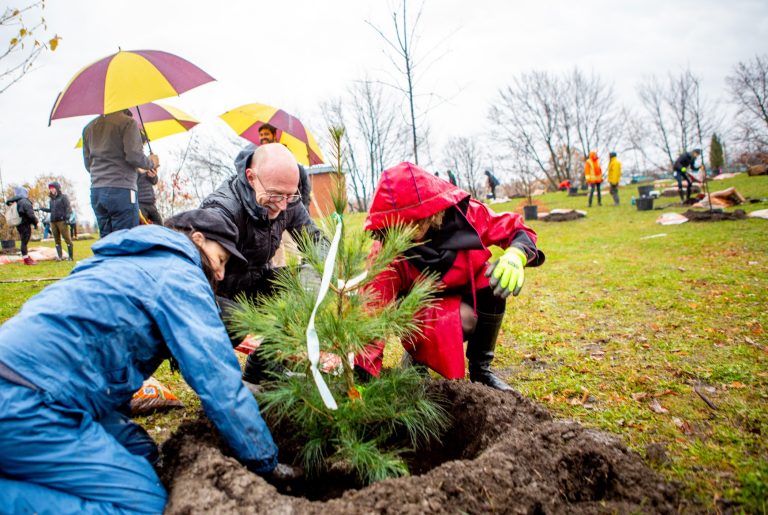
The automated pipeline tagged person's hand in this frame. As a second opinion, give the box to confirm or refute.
[146,169,157,178]
[268,463,304,481]
[485,247,527,299]
[149,153,160,168]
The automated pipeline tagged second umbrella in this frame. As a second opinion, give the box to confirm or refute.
[219,103,325,166]
[75,102,199,148]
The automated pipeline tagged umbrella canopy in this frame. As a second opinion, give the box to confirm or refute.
[74,102,199,148]
[219,103,325,166]
[49,49,214,124]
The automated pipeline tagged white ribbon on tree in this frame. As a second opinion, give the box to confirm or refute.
[305,213,343,410]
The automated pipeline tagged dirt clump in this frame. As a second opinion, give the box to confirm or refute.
[682,209,747,222]
[160,381,679,514]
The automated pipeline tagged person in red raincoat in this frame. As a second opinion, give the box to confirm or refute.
[354,162,545,391]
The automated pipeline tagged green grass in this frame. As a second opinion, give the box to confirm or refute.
[1,175,767,512]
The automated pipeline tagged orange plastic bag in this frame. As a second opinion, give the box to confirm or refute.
[130,376,184,416]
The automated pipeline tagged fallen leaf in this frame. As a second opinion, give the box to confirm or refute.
[729,381,747,389]
[631,392,649,401]
[648,398,669,414]
[650,323,661,332]
[672,417,694,435]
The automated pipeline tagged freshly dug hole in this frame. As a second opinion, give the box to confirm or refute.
[160,381,679,514]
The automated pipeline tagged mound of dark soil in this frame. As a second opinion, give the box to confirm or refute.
[160,381,678,514]
[683,209,747,222]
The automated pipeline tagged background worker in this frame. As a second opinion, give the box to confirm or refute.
[607,152,622,205]
[584,151,603,207]
[672,148,701,203]
[41,181,74,261]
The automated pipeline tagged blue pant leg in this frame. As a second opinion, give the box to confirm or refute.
[91,188,112,238]
[107,188,140,233]
[99,411,159,466]
[0,477,126,515]
[0,380,167,514]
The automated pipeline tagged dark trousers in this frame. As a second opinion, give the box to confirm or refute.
[609,184,620,205]
[588,183,602,206]
[16,224,31,256]
[91,187,139,238]
[674,171,692,201]
[140,203,163,225]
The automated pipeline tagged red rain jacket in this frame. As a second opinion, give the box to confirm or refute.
[355,162,541,379]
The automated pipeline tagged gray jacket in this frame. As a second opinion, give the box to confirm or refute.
[82,111,154,190]
[201,146,325,298]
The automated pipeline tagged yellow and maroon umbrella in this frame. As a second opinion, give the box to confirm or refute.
[219,103,325,166]
[49,49,214,124]
[74,102,199,148]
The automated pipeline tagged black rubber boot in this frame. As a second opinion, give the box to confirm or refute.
[466,310,513,391]
[67,243,74,261]
[55,244,63,261]
[242,352,268,384]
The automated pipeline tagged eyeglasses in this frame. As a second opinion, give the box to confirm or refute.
[254,174,302,204]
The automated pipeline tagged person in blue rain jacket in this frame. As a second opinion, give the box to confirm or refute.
[0,209,279,514]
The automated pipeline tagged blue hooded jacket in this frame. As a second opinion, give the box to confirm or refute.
[0,225,277,472]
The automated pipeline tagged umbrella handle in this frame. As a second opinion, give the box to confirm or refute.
[135,105,154,155]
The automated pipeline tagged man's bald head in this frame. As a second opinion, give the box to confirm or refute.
[245,143,300,219]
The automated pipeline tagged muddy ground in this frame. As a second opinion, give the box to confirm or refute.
[682,209,747,221]
[160,381,679,514]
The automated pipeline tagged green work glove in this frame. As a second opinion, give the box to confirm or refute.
[486,247,527,299]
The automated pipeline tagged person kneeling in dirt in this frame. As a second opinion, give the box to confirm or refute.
[672,148,701,203]
[0,209,291,513]
[354,162,545,391]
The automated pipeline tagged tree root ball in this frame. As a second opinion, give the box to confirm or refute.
[160,381,679,514]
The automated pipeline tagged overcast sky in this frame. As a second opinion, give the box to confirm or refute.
[1,0,766,219]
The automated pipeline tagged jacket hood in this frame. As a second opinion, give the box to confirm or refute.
[91,225,201,266]
[589,151,598,161]
[234,143,257,181]
[364,162,470,231]
[48,181,62,196]
[13,186,28,198]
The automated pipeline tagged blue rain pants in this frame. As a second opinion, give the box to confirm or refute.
[0,377,167,514]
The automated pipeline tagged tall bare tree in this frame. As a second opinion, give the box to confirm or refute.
[637,69,718,168]
[490,71,574,189]
[1,1,60,94]
[727,54,768,152]
[569,69,620,158]
[442,136,484,199]
[321,78,401,212]
[367,0,450,165]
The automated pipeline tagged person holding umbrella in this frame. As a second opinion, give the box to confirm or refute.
[82,109,160,237]
[0,209,292,513]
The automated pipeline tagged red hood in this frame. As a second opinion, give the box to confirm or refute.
[364,162,470,231]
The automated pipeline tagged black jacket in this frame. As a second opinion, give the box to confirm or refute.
[673,152,698,172]
[137,171,158,205]
[298,164,311,211]
[6,196,37,226]
[201,146,325,298]
[43,184,72,222]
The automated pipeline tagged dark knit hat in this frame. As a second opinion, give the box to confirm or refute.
[165,209,246,266]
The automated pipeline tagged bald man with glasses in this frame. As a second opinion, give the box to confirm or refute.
[202,143,327,384]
